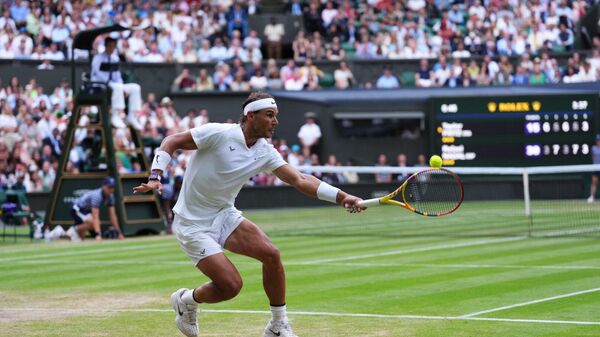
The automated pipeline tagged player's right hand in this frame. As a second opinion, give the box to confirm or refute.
[133,180,163,195]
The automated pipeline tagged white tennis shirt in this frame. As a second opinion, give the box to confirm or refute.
[173,123,287,220]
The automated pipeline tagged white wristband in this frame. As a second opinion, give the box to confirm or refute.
[317,182,340,204]
[151,150,171,172]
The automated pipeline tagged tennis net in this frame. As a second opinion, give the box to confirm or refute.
[257,164,600,238]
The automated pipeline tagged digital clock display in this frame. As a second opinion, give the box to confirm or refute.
[429,94,598,167]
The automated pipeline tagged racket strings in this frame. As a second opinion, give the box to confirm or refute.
[403,170,463,216]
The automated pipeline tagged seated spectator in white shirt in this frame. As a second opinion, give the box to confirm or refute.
[209,38,228,61]
[144,42,165,63]
[44,43,65,61]
[243,30,261,49]
[334,61,354,89]
[197,40,212,63]
[249,68,268,90]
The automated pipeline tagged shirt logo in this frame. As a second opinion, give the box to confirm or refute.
[229,146,236,152]
[270,100,275,104]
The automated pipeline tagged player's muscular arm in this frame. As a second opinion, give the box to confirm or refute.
[158,130,198,156]
[273,164,359,208]
[133,131,196,194]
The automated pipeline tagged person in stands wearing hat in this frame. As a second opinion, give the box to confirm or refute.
[91,36,143,130]
[587,134,600,203]
[67,176,125,241]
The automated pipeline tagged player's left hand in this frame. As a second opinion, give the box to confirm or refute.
[133,180,163,195]
[341,195,365,213]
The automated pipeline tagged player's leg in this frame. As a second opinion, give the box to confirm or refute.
[224,219,297,337]
[170,214,244,337]
[224,219,285,304]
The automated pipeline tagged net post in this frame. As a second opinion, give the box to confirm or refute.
[522,169,531,217]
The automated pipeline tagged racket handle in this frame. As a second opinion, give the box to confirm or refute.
[358,198,381,208]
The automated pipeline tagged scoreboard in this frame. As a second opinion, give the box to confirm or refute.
[429,94,598,167]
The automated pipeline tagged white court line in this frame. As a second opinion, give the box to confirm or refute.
[1,307,599,326]
[461,287,600,318]
[300,237,525,264]
[319,262,600,271]
[0,241,176,263]
[9,258,600,272]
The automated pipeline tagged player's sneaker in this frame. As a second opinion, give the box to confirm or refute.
[66,226,82,242]
[587,195,595,203]
[263,319,298,337]
[170,288,199,337]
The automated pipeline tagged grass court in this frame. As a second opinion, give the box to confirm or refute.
[1,201,599,336]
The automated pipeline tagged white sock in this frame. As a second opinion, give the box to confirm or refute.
[181,288,200,305]
[271,304,287,322]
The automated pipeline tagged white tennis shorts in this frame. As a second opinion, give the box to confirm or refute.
[172,207,244,265]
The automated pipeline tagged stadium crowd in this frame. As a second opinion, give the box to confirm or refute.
[0,0,599,195]
[0,0,598,90]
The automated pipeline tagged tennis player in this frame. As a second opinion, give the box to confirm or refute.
[133,92,365,337]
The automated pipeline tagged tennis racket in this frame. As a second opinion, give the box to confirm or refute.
[358,168,464,216]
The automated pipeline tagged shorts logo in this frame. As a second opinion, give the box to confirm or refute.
[229,146,236,152]
[200,249,206,255]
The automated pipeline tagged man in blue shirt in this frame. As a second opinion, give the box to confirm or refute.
[91,37,143,130]
[9,0,29,30]
[68,176,124,241]
[376,67,400,89]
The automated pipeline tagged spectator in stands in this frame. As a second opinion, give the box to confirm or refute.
[292,30,310,62]
[249,68,268,90]
[415,59,434,87]
[374,153,392,183]
[264,16,285,60]
[298,58,323,86]
[334,61,354,89]
[529,60,548,85]
[172,68,196,92]
[512,65,529,85]
[91,36,143,130]
[395,153,409,181]
[297,111,322,158]
[304,2,323,35]
[227,2,249,38]
[562,66,579,83]
[209,38,228,62]
[322,154,344,184]
[196,39,212,63]
[577,60,597,83]
[326,36,345,61]
[230,70,251,92]
[376,67,400,89]
[68,176,124,241]
[244,30,262,50]
[354,34,374,59]
[308,31,325,60]
[196,68,214,91]
[176,41,198,63]
[213,62,233,91]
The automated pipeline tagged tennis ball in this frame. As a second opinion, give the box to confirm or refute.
[429,155,443,168]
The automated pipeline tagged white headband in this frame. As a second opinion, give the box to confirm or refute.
[243,98,277,115]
